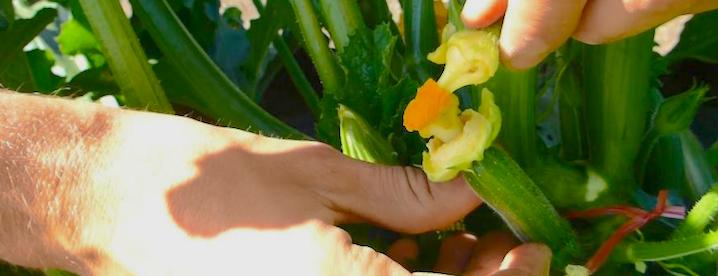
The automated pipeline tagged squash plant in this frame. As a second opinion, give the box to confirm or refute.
[1,0,718,275]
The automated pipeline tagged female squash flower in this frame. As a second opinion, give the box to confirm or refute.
[427,30,499,93]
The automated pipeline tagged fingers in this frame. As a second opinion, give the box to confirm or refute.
[387,238,420,269]
[434,233,479,274]
[329,160,482,233]
[465,231,519,276]
[499,0,588,69]
[462,0,508,28]
[574,0,697,44]
[494,243,552,276]
[338,245,411,276]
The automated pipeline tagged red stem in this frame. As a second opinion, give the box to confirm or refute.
[570,190,672,274]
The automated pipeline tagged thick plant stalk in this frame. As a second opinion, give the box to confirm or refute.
[581,31,654,188]
[402,0,440,80]
[289,0,343,94]
[464,147,579,267]
[76,1,173,113]
[130,0,305,139]
[487,66,539,168]
[555,42,588,161]
[317,0,365,51]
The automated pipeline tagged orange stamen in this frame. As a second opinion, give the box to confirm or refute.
[403,79,454,132]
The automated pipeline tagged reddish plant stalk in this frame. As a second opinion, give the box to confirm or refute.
[566,190,680,273]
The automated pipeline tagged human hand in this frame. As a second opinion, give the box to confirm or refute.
[461,0,718,69]
[388,232,551,276]
[30,104,485,275]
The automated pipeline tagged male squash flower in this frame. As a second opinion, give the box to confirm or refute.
[427,29,500,93]
[403,29,502,182]
[404,80,500,182]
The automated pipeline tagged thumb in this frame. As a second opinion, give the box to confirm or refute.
[323,156,482,234]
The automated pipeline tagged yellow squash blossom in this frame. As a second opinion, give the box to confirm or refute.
[404,84,501,182]
[403,29,501,182]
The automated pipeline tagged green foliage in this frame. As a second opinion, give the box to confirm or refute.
[0,0,14,31]
[651,86,708,136]
[0,8,56,73]
[666,10,718,64]
[335,24,397,124]
[709,141,718,168]
[77,0,173,113]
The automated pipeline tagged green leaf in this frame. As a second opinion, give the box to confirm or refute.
[651,86,709,136]
[0,8,57,73]
[666,10,718,64]
[0,50,36,92]
[210,15,251,92]
[25,49,63,92]
[708,140,718,168]
[56,17,107,68]
[131,0,305,138]
[58,19,100,55]
[336,23,397,125]
[680,131,717,203]
[67,65,119,96]
[0,0,14,31]
[244,0,292,88]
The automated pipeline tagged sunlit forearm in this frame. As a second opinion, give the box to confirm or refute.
[0,90,120,274]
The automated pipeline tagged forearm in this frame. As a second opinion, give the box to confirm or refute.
[0,90,121,274]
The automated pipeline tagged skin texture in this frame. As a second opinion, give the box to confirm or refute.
[462,0,718,69]
[0,91,550,275]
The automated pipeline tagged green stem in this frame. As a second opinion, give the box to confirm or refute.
[289,0,343,94]
[619,231,718,262]
[361,0,395,28]
[447,0,465,31]
[636,129,661,184]
[130,0,305,139]
[581,31,654,188]
[487,66,539,168]
[317,0,364,51]
[556,42,588,161]
[274,35,321,119]
[402,0,440,80]
[464,148,579,267]
[675,182,718,237]
[78,0,173,113]
[680,131,718,202]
